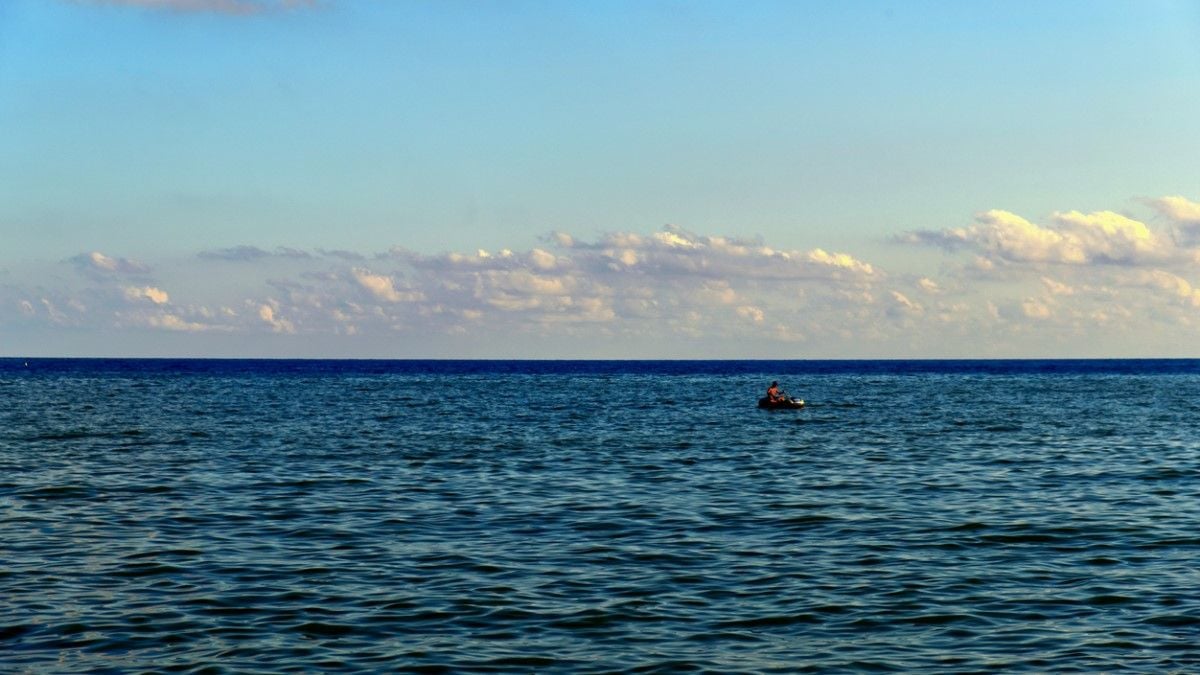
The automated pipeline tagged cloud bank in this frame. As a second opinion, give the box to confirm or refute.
[7,196,1200,357]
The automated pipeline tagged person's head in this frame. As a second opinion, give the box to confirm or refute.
[771,381,778,387]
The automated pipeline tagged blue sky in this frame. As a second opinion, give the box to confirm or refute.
[2,0,1199,357]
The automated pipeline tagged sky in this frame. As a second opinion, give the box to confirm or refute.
[2,0,1199,358]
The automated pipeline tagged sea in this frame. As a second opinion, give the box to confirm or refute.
[2,358,1199,673]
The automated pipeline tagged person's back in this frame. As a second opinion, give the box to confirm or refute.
[766,381,782,401]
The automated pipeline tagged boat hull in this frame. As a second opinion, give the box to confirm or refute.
[758,397,805,410]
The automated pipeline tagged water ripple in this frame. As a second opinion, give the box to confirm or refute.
[2,366,1200,671]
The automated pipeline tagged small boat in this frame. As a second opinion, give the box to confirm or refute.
[758,397,805,410]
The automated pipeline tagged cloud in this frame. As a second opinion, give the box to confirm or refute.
[41,299,72,325]
[1021,297,1052,319]
[199,246,270,261]
[198,245,312,261]
[74,0,316,15]
[123,286,170,305]
[32,297,88,325]
[528,248,560,271]
[69,251,150,277]
[486,269,573,296]
[899,208,1175,265]
[1146,195,1200,247]
[1148,195,1200,223]
[475,270,589,314]
[113,304,234,332]
[917,278,940,293]
[14,201,1200,355]
[1054,210,1164,262]
[535,225,876,280]
[146,313,217,332]
[736,305,765,323]
[381,226,880,335]
[257,302,295,333]
[318,248,367,262]
[1138,269,1200,307]
[275,247,311,259]
[549,232,575,248]
[889,290,922,314]
[1040,277,1074,296]
[805,248,875,275]
[351,268,423,303]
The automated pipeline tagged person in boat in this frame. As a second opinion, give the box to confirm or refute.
[766,381,784,402]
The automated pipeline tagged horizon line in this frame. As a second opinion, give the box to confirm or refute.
[5,356,1199,362]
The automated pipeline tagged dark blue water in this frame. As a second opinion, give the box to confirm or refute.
[3,359,1199,672]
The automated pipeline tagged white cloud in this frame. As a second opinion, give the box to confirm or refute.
[399,226,878,289]
[697,281,737,305]
[972,256,996,271]
[901,208,1176,265]
[612,249,639,266]
[884,196,1200,348]
[584,226,878,280]
[1040,277,1074,296]
[318,248,367,261]
[70,251,150,277]
[123,286,170,305]
[736,305,765,323]
[1147,195,1200,247]
[198,245,312,261]
[89,252,120,271]
[1021,297,1052,319]
[932,301,970,324]
[806,248,875,275]
[1052,210,1164,262]
[1139,270,1200,307]
[484,269,573,296]
[382,226,883,335]
[352,269,423,303]
[1148,195,1200,222]
[40,298,71,325]
[146,313,215,332]
[528,248,559,271]
[654,229,699,249]
[889,290,922,313]
[12,201,1200,355]
[258,303,295,333]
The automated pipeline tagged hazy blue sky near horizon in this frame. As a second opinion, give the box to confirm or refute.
[2,0,1200,358]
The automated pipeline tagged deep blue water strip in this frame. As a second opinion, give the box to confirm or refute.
[2,357,1199,376]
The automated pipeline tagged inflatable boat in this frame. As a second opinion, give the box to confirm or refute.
[758,397,805,410]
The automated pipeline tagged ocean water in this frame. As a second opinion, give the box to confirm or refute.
[2,358,1200,673]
